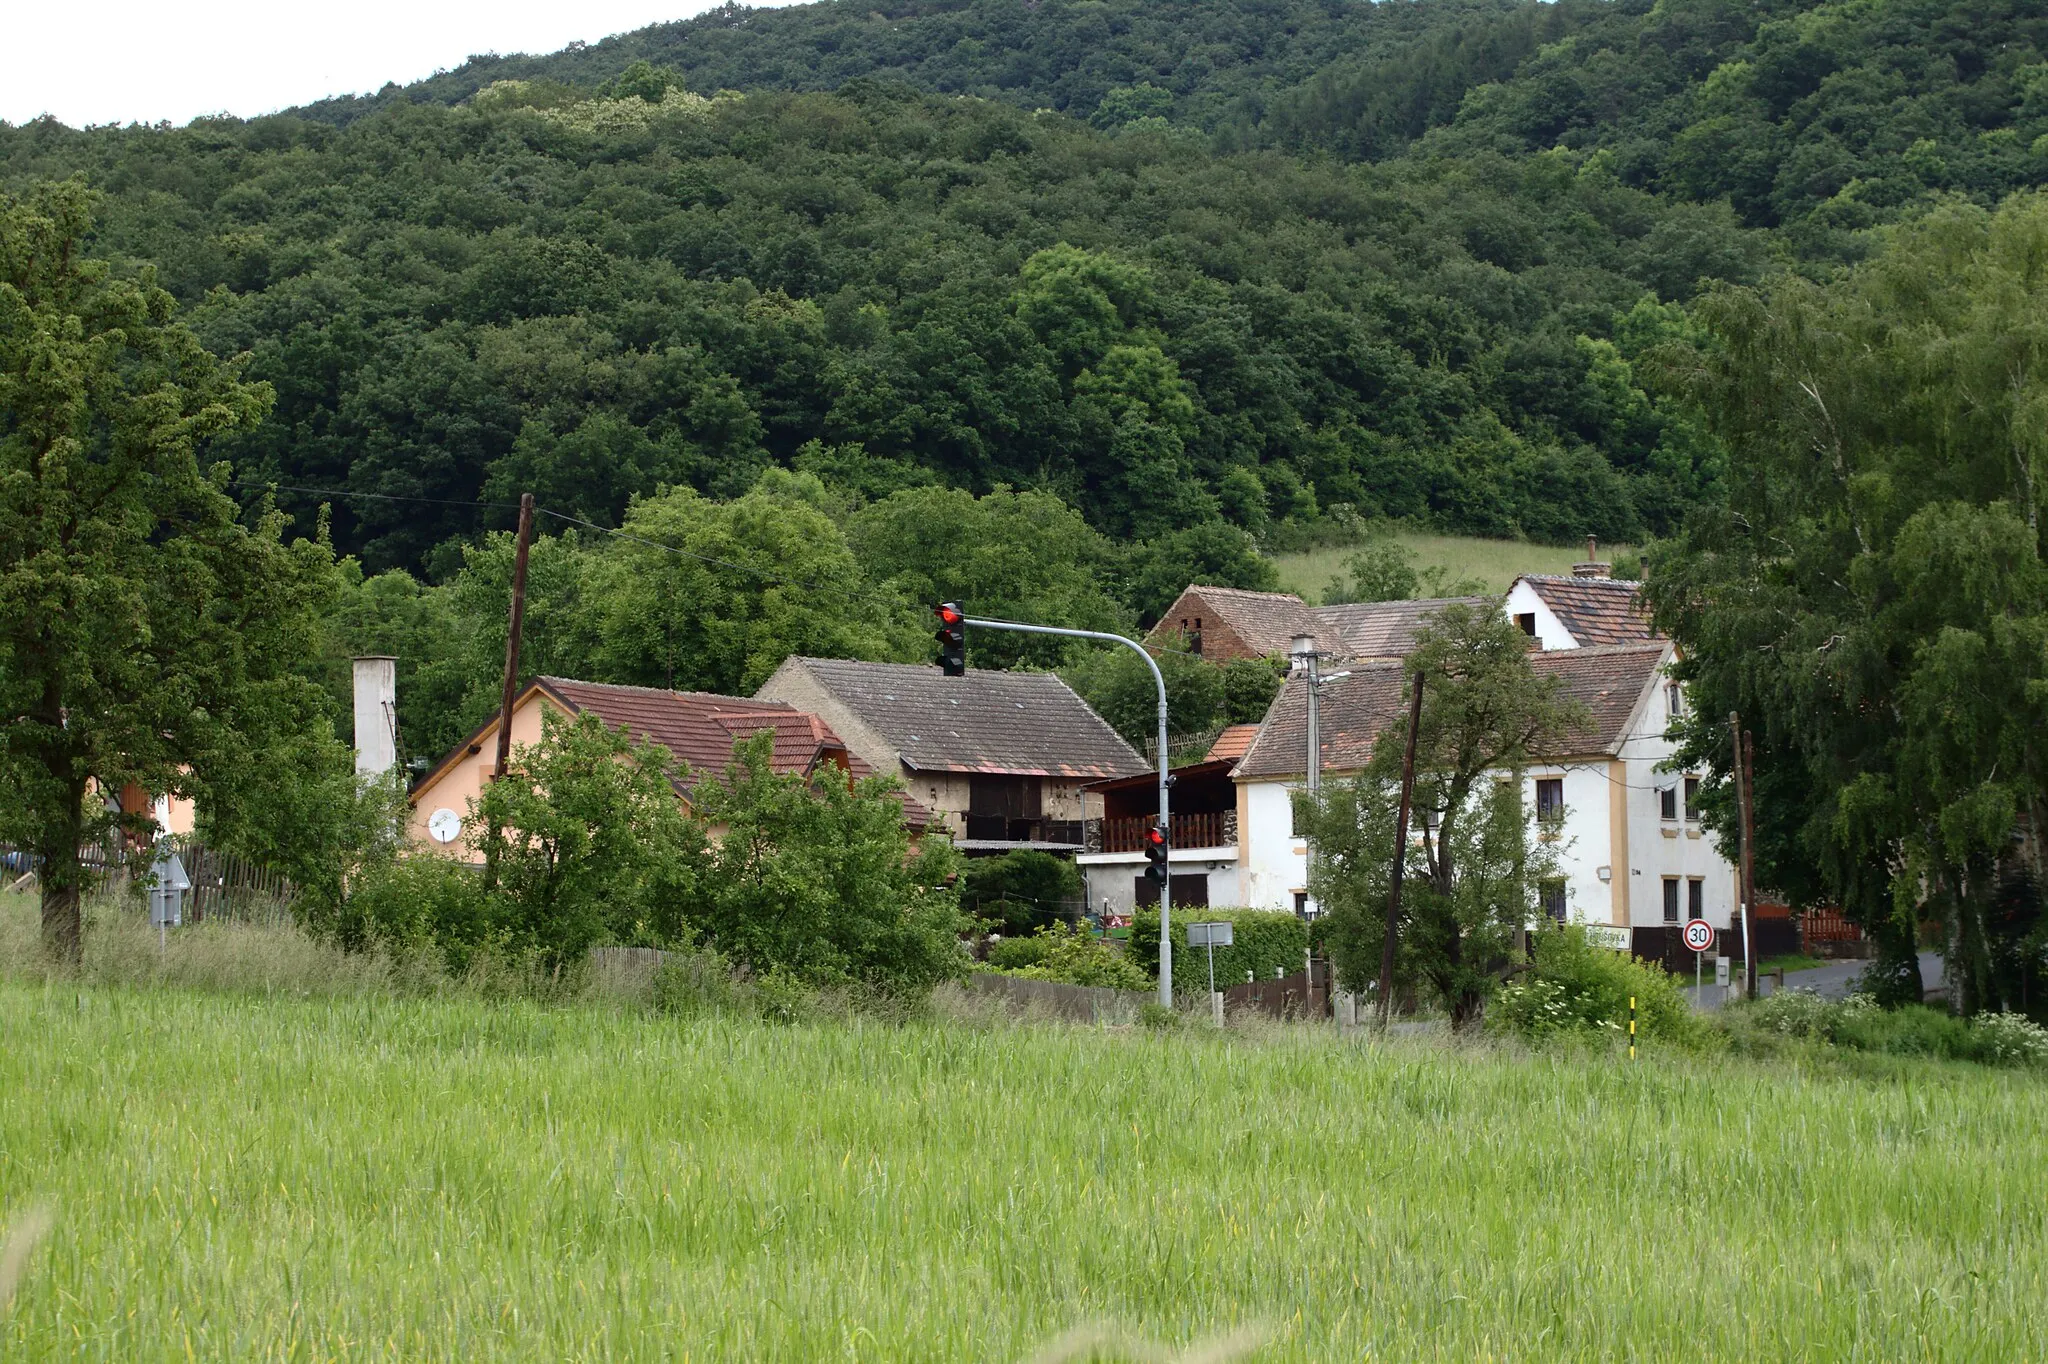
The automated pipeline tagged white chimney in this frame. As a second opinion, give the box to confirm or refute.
[352,656,398,779]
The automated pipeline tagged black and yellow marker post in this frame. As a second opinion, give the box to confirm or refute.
[1629,996,1636,1061]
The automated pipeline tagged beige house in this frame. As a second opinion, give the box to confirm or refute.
[756,657,1147,855]
[406,676,924,861]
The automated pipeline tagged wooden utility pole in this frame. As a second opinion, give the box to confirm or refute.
[1728,712,1756,998]
[1377,669,1426,1024]
[493,492,536,781]
[1740,727,1759,999]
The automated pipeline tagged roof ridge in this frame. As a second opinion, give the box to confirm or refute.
[540,676,796,708]
[1190,584,1309,601]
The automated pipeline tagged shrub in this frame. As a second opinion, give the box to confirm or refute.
[996,924,1150,991]
[1974,1011,2048,1067]
[332,855,494,968]
[960,850,1082,934]
[1490,923,1700,1045]
[1129,908,1308,995]
[985,934,1051,971]
[1733,993,2048,1068]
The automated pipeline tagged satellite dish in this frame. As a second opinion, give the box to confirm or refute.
[427,808,462,845]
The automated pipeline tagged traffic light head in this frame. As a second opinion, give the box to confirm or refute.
[934,601,966,677]
[1144,821,1169,883]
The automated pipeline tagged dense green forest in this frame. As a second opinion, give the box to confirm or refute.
[5,0,2047,770]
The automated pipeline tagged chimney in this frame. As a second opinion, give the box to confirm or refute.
[1572,535,1611,580]
[1289,634,1317,677]
[352,656,398,779]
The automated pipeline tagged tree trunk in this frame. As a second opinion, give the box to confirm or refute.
[37,786,87,965]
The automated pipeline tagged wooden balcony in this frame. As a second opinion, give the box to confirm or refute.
[1097,811,1233,854]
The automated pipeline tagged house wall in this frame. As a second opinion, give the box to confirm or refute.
[1077,851,1240,914]
[1505,579,1578,650]
[1235,780,1308,910]
[1146,587,1273,662]
[407,694,556,862]
[1611,681,1739,932]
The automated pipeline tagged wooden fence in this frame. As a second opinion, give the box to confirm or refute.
[0,840,295,925]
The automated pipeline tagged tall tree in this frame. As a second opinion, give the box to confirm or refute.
[0,180,327,961]
[1645,194,2048,1012]
[1306,602,1574,1028]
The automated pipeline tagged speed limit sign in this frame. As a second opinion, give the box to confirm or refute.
[1683,918,1715,953]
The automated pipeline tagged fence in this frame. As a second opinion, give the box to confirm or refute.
[0,840,296,926]
[1098,811,1232,854]
[1224,961,1332,1020]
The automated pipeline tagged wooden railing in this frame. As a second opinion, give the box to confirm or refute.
[1100,811,1231,853]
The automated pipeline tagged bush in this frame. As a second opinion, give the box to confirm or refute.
[1974,1011,2048,1066]
[961,850,1082,934]
[994,924,1150,990]
[1490,924,1700,1045]
[1129,908,1308,995]
[1732,992,2048,1068]
[331,855,494,968]
[985,934,1051,971]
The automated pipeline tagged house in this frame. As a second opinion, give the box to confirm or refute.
[1147,584,1487,663]
[1505,542,1656,650]
[755,657,1148,854]
[406,676,925,860]
[1227,641,1738,955]
[1076,759,1241,914]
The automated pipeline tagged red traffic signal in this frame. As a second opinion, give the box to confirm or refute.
[1144,821,1170,883]
[934,601,967,676]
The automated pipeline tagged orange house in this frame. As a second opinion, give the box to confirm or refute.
[407,676,929,861]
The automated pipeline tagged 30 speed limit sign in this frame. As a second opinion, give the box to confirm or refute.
[1683,918,1715,953]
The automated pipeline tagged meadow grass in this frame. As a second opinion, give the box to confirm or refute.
[1271,533,1633,604]
[4,903,2045,1360]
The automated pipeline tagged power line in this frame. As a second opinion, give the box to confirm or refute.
[226,479,524,511]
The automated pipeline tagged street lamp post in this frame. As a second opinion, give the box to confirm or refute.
[958,615,1174,1009]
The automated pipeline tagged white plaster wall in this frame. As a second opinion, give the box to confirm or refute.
[1610,680,1739,930]
[1079,854,1240,915]
[1521,764,1621,925]
[1505,579,1578,650]
[1236,780,1307,911]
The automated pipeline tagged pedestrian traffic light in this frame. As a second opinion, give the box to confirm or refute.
[1144,822,1169,883]
[934,601,966,677]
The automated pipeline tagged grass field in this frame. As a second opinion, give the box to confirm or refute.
[5,957,2046,1360]
[1271,533,1631,604]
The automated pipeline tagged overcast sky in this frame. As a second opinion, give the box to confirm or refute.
[2,0,761,129]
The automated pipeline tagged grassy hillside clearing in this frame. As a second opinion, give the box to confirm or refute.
[2,956,2043,1359]
[1270,532,1633,603]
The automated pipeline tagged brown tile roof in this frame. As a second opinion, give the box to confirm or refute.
[1178,585,1322,658]
[536,678,931,827]
[1204,723,1261,763]
[1313,596,1494,659]
[1232,643,1670,780]
[777,658,1148,779]
[1515,575,1658,646]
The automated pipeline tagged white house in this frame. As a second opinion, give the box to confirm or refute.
[1227,640,1738,954]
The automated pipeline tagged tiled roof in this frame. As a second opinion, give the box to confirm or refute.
[1313,596,1493,659]
[1232,643,1669,780]
[776,658,1148,779]
[1181,585,1323,658]
[1204,723,1261,763]
[536,677,931,826]
[1516,575,1658,646]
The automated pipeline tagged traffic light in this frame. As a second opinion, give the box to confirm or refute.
[934,600,966,677]
[1144,821,1170,883]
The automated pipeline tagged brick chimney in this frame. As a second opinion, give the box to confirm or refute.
[1571,535,1611,580]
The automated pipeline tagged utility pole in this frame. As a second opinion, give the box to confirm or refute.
[1740,727,1759,1000]
[1377,669,1425,1024]
[959,614,1175,1009]
[1295,635,1322,796]
[493,493,535,782]
[1728,711,1755,999]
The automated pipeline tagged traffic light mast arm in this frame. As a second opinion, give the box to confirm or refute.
[959,614,1174,1010]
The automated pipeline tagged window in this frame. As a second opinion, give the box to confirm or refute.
[1688,878,1704,920]
[1666,681,1686,719]
[1659,786,1678,821]
[1293,891,1310,917]
[1662,877,1681,924]
[1539,878,1567,921]
[1516,612,1537,637]
[1684,776,1701,823]
[1536,778,1565,824]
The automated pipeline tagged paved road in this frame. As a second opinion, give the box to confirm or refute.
[1682,951,1945,1011]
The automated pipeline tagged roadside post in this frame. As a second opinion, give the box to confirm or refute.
[1189,920,1233,1026]
[1683,917,1715,1000]
[1628,995,1636,1061]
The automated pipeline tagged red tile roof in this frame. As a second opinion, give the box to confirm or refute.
[1204,723,1261,763]
[1315,596,1494,658]
[1232,643,1670,780]
[536,678,931,827]
[1514,575,1658,646]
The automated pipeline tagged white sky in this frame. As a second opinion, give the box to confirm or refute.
[1,0,758,129]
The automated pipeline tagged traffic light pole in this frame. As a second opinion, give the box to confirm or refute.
[960,615,1174,1009]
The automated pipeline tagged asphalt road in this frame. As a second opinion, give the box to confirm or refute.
[1681,951,1945,1011]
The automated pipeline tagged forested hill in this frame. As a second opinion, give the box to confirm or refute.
[0,81,1741,572]
[288,0,2048,247]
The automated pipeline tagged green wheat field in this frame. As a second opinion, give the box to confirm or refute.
[2,916,2044,1361]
